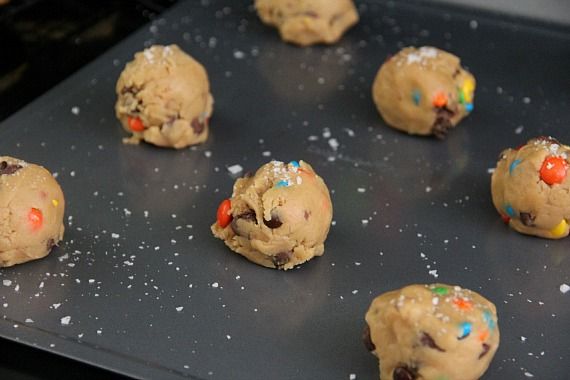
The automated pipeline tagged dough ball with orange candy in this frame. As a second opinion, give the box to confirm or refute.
[115,44,213,149]
[211,160,333,270]
[491,136,570,239]
[372,46,475,139]
[0,157,65,267]
[363,284,499,380]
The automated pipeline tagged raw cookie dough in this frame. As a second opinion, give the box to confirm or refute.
[491,136,570,239]
[211,160,333,270]
[364,284,499,380]
[255,0,359,46]
[372,46,475,139]
[0,157,65,267]
[115,44,213,149]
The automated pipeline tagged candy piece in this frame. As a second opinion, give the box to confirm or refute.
[509,159,522,174]
[462,80,475,103]
[216,199,232,228]
[539,156,567,185]
[275,180,289,188]
[550,219,568,238]
[412,90,421,105]
[431,286,448,296]
[500,214,510,224]
[289,161,300,168]
[458,322,472,340]
[504,204,515,218]
[465,103,474,112]
[52,199,59,207]
[28,208,43,231]
[453,297,473,311]
[432,91,448,108]
[127,116,145,132]
[478,329,489,342]
[483,310,496,330]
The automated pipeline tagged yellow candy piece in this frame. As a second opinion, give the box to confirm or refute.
[52,199,58,207]
[462,80,475,103]
[550,219,568,238]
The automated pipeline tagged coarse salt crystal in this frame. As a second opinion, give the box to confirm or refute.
[227,164,243,175]
[60,316,71,326]
[560,283,570,294]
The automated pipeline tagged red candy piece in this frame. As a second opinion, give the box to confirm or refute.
[28,208,43,230]
[500,214,510,224]
[216,199,232,228]
[478,329,490,342]
[128,116,145,132]
[432,92,448,108]
[540,156,568,185]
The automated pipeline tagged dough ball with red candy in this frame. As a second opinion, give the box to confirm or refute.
[372,46,475,139]
[0,157,65,267]
[115,44,213,149]
[491,136,570,239]
[363,284,499,380]
[211,160,333,270]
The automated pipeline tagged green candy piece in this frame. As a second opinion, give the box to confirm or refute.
[431,286,449,296]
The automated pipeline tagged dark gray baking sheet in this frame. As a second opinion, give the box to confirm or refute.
[1,0,569,379]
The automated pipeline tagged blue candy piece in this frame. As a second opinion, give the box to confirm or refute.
[509,159,522,174]
[275,180,289,188]
[465,103,474,112]
[289,161,300,168]
[412,90,421,106]
[483,310,496,330]
[505,204,516,218]
[458,321,472,340]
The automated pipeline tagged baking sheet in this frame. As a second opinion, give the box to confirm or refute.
[1,0,569,379]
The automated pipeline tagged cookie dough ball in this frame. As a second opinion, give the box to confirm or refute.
[0,157,65,267]
[211,160,333,270]
[491,136,570,239]
[372,46,475,139]
[255,0,359,46]
[364,284,499,380]
[115,44,213,149]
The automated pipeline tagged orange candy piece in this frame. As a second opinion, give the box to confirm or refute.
[432,92,448,108]
[28,208,43,230]
[216,199,233,228]
[478,329,490,342]
[127,116,145,132]
[540,156,568,185]
[453,298,473,311]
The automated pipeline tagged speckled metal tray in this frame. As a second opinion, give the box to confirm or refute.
[1,0,569,379]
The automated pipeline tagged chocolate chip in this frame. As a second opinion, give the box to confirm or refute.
[46,239,56,250]
[520,212,536,227]
[237,209,257,223]
[420,332,446,352]
[304,11,318,18]
[304,210,311,221]
[191,118,205,135]
[271,251,291,268]
[120,85,140,95]
[452,67,461,78]
[431,108,455,140]
[0,161,23,175]
[242,171,254,178]
[263,210,282,229]
[362,325,376,352]
[479,343,491,359]
[393,365,418,380]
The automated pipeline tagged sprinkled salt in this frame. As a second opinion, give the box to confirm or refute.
[469,20,478,29]
[212,282,219,288]
[233,50,245,59]
[176,306,184,312]
[227,164,243,175]
[111,233,120,239]
[357,188,366,193]
[71,106,80,115]
[329,138,339,150]
[60,316,71,326]
[560,283,570,294]
[2,280,12,287]
[349,374,357,380]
